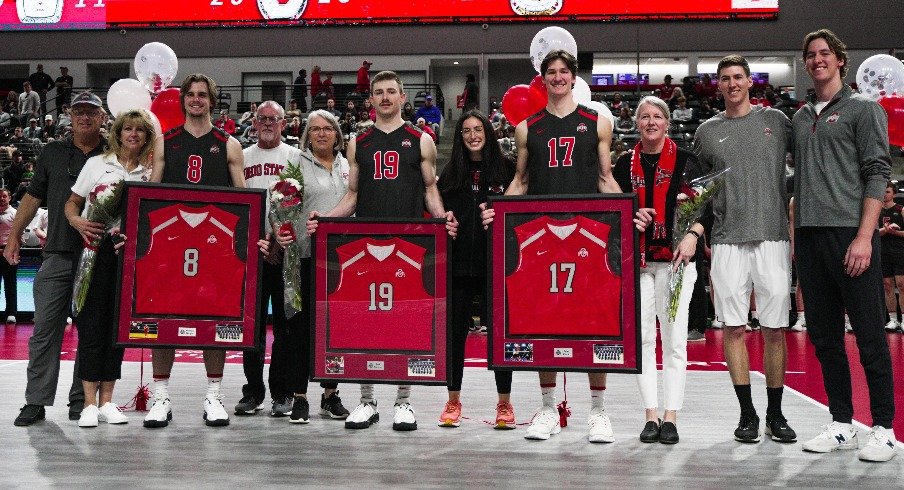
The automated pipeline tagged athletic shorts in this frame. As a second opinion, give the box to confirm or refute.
[881,252,904,278]
[711,240,790,328]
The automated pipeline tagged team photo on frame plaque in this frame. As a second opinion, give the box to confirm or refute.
[115,182,266,350]
[310,218,448,386]
[487,194,640,373]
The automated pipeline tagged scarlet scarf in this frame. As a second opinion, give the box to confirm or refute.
[630,137,677,264]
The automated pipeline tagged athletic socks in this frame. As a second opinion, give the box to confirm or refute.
[734,384,756,415]
[153,376,170,398]
[541,383,556,409]
[590,385,606,409]
[206,374,223,397]
[395,385,411,405]
[766,386,784,417]
[360,384,375,405]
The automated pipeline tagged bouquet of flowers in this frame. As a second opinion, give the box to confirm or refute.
[666,167,730,323]
[71,181,126,316]
[268,161,305,318]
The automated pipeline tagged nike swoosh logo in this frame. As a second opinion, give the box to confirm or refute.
[167,236,177,240]
[719,136,730,143]
[537,250,548,255]
[357,271,367,275]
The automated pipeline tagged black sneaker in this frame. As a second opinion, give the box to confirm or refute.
[320,392,350,419]
[639,420,660,443]
[270,397,293,417]
[289,397,310,424]
[234,395,264,416]
[659,421,679,444]
[68,400,84,421]
[734,412,762,443]
[14,404,45,427]
[765,414,797,443]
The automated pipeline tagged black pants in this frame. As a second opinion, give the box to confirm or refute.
[0,250,17,316]
[796,227,895,428]
[242,261,291,401]
[448,275,512,393]
[687,257,709,335]
[289,257,337,395]
[75,238,124,382]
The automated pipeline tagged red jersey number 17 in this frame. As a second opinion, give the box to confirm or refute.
[547,137,575,167]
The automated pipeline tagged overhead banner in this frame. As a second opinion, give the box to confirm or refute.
[2,0,778,30]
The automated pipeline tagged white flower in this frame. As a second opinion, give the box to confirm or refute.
[283,178,300,188]
[676,193,689,201]
[270,191,284,202]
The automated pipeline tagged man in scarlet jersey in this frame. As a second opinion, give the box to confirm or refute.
[146,73,245,429]
[482,50,651,443]
[307,70,457,432]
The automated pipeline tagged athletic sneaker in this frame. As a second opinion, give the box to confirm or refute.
[234,395,264,416]
[790,317,806,332]
[438,400,462,428]
[524,407,560,440]
[289,397,310,424]
[687,331,705,342]
[858,426,897,462]
[143,394,172,428]
[765,414,796,442]
[393,402,418,431]
[203,394,230,427]
[884,319,900,332]
[494,401,516,430]
[747,318,760,331]
[587,408,615,443]
[734,412,761,443]
[6,315,15,323]
[320,392,350,419]
[270,397,293,417]
[345,401,379,429]
[801,422,858,453]
[78,404,99,428]
[98,402,128,424]
[478,325,488,334]
[845,317,853,333]
[711,319,724,329]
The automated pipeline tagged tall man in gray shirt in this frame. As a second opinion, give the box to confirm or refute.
[793,29,896,463]
[694,55,796,445]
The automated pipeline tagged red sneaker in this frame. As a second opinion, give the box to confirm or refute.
[438,400,462,427]
[494,401,516,430]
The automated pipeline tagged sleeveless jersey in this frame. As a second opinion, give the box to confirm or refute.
[327,237,434,351]
[524,105,600,195]
[880,203,904,257]
[162,126,232,187]
[354,123,425,218]
[135,204,245,318]
[505,215,620,337]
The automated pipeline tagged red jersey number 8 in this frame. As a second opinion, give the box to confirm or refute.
[187,155,203,183]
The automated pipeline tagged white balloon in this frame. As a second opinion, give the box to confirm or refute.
[857,54,904,100]
[573,77,592,104]
[134,42,179,95]
[529,26,578,74]
[583,100,615,128]
[107,78,152,116]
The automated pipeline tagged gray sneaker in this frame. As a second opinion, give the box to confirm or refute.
[270,397,293,417]
[687,331,705,342]
[234,395,264,415]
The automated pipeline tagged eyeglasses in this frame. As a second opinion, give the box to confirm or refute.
[308,126,336,134]
[461,126,484,136]
[255,115,281,125]
[71,109,100,117]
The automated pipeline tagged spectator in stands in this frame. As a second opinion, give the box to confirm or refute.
[415,95,442,134]
[57,104,71,129]
[879,181,904,333]
[238,102,257,132]
[286,100,301,119]
[326,98,342,118]
[462,74,479,111]
[763,86,779,107]
[4,150,26,193]
[321,72,334,100]
[667,87,685,111]
[343,100,357,120]
[0,188,20,323]
[3,91,18,122]
[214,110,236,134]
[362,99,376,122]
[28,64,55,115]
[293,69,307,112]
[695,74,717,102]
[355,110,373,132]
[240,124,258,146]
[416,117,437,142]
[0,105,10,130]
[658,75,677,100]
[340,111,356,136]
[18,82,41,128]
[356,60,373,94]
[285,116,303,142]
[610,139,628,163]
[23,118,43,141]
[614,106,636,134]
[401,102,416,122]
[55,67,73,106]
[696,99,716,122]
[672,97,694,123]
[42,115,57,141]
[611,93,625,111]
[310,65,323,99]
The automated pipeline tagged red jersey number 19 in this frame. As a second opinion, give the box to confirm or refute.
[187,155,204,183]
[373,150,399,179]
[368,282,393,310]
[547,137,575,167]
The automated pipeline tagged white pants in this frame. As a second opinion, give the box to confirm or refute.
[635,261,697,411]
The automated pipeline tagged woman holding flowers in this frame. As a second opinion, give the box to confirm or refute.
[64,109,155,427]
[613,96,703,444]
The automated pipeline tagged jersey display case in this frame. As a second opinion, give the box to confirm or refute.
[487,194,641,373]
[311,218,448,385]
[115,182,266,350]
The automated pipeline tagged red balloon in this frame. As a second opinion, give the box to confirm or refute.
[502,84,547,126]
[150,87,185,134]
[529,74,547,99]
[879,95,904,147]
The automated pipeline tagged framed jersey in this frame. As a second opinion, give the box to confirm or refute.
[487,194,641,373]
[115,182,266,350]
[310,218,448,385]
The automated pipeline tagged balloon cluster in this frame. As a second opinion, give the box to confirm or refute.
[858,55,904,147]
[106,42,183,134]
[501,27,613,127]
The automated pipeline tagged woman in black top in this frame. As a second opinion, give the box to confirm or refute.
[437,109,515,429]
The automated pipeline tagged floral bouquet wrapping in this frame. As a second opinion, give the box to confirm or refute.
[666,167,730,323]
[268,162,304,318]
[72,181,126,316]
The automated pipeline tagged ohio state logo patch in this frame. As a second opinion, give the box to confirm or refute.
[401,139,412,148]
[395,268,406,278]
[576,123,588,133]
[826,112,840,124]
[764,127,773,136]
[578,247,589,258]
[209,145,220,154]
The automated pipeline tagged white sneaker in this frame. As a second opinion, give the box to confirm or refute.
[587,407,615,443]
[790,318,806,332]
[525,407,561,440]
[6,315,15,323]
[143,394,172,428]
[845,317,853,333]
[884,319,900,332]
[858,426,897,462]
[78,404,99,427]
[203,394,230,427]
[392,402,418,431]
[98,402,128,424]
[801,422,858,453]
[711,319,724,329]
[345,401,379,429]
